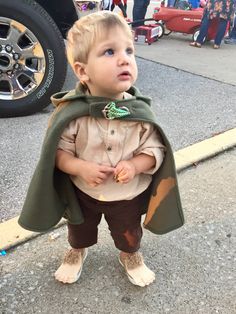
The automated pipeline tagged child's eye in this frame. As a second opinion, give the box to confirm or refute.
[104,48,114,56]
[126,47,134,55]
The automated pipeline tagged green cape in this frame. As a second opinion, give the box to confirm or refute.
[18,85,184,234]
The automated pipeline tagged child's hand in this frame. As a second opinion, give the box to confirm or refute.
[78,160,114,187]
[114,160,136,184]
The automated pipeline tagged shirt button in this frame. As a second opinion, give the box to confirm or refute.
[111,130,115,135]
[107,146,112,151]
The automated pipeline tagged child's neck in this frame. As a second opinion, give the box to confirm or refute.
[85,87,125,100]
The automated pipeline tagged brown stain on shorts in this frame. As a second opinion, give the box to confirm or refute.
[123,230,136,247]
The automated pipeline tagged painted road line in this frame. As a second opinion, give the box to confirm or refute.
[175,128,236,172]
[0,217,66,252]
[0,127,236,251]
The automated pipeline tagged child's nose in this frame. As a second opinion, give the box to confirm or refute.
[118,52,130,65]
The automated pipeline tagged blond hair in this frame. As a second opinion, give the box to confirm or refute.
[66,11,133,66]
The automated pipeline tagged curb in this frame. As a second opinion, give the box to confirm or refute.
[1,127,236,251]
[174,127,236,172]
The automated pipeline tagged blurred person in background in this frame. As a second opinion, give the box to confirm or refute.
[224,13,236,43]
[190,0,235,48]
[111,0,128,18]
[103,0,128,18]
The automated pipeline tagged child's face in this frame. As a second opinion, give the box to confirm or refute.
[74,26,138,99]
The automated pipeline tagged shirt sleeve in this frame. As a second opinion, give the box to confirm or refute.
[57,119,79,155]
[134,122,166,174]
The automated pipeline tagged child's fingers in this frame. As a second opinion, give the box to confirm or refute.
[114,167,123,181]
[115,172,128,183]
[100,165,115,173]
[114,165,123,176]
[98,172,110,180]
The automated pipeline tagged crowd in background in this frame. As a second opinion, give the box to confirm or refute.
[88,0,236,46]
[189,0,236,47]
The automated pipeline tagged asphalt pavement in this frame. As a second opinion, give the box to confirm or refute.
[0,10,236,313]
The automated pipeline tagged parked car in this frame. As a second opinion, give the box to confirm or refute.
[0,0,78,117]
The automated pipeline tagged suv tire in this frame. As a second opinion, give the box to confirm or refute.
[0,0,67,117]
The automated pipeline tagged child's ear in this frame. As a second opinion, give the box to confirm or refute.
[73,62,89,83]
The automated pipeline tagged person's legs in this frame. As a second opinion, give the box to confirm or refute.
[132,0,150,27]
[104,202,143,253]
[214,18,228,46]
[104,191,155,287]
[103,0,113,10]
[118,2,127,17]
[110,3,115,11]
[225,15,236,44]
[123,0,127,12]
[196,12,210,44]
[167,0,175,7]
[230,16,236,39]
[55,189,103,284]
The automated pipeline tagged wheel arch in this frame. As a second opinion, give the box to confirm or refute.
[36,0,78,38]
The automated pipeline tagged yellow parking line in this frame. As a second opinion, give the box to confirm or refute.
[175,127,236,172]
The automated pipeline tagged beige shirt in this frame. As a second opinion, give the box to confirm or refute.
[58,99,165,201]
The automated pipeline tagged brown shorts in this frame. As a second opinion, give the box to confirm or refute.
[67,188,149,253]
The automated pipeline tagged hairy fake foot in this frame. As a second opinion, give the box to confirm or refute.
[55,248,88,284]
[119,252,155,287]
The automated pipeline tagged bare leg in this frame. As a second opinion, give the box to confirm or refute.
[119,251,155,287]
[55,248,88,284]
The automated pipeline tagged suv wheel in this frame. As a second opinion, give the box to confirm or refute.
[0,0,68,117]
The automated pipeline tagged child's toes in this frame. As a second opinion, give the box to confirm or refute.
[119,252,155,287]
[54,248,88,284]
